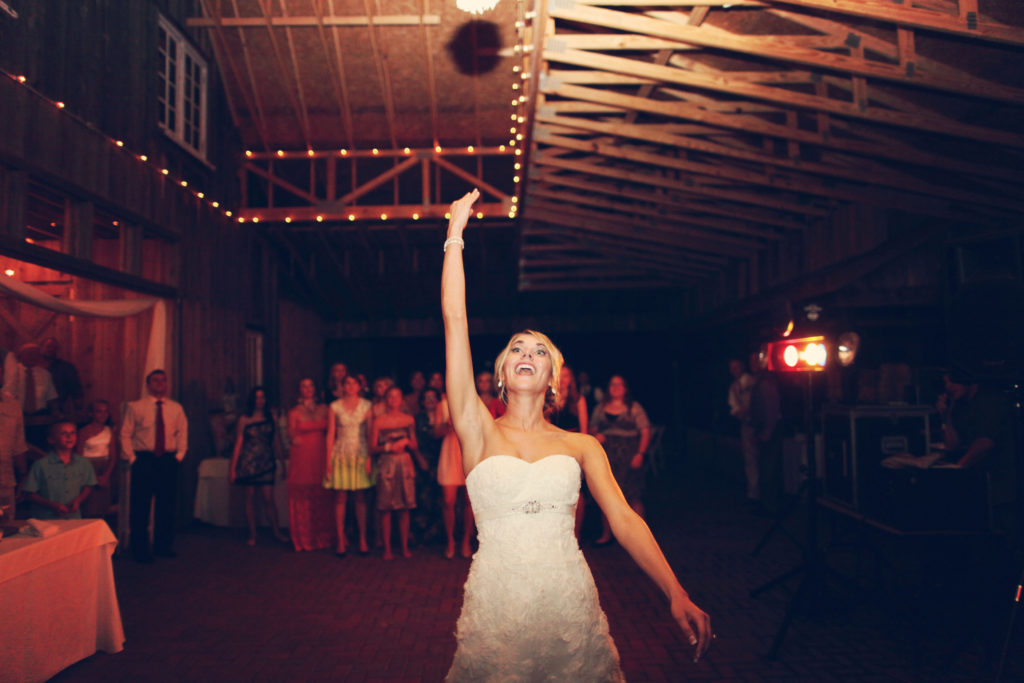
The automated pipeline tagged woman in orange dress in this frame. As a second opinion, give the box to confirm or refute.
[286,378,334,552]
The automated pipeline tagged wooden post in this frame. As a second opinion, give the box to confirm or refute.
[64,199,94,259]
[119,222,143,276]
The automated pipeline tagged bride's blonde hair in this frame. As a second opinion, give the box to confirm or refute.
[493,329,564,405]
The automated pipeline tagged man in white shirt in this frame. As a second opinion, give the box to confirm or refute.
[3,344,59,448]
[121,369,188,563]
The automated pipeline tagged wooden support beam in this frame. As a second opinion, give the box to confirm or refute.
[119,222,142,276]
[531,170,806,230]
[363,0,399,150]
[540,48,1024,148]
[187,14,441,27]
[0,168,26,240]
[550,4,1024,103]
[531,152,825,215]
[256,0,313,149]
[63,199,93,260]
[313,1,355,151]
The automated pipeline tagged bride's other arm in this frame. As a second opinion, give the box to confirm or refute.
[579,434,712,660]
[441,189,491,471]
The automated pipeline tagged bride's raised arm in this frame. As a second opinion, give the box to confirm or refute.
[441,188,491,472]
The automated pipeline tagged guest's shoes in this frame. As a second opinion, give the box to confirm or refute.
[383,550,394,561]
[445,542,455,559]
[335,547,347,558]
[358,540,370,556]
[461,543,472,559]
[154,549,177,558]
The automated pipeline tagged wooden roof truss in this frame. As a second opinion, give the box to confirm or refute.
[518,0,1024,291]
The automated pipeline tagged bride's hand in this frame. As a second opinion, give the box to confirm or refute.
[447,188,480,237]
[670,593,712,662]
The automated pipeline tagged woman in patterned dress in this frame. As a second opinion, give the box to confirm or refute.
[370,386,427,560]
[286,378,334,552]
[230,386,287,546]
[589,375,651,545]
[325,374,374,556]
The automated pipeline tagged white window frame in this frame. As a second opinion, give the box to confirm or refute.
[157,15,208,160]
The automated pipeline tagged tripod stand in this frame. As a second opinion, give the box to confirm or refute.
[749,372,831,659]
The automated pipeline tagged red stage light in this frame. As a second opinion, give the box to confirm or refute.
[763,336,828,372]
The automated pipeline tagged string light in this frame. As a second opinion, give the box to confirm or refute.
[245,150,253,158]
[380,213,388,220]
[284,216,292,223]
[276,150,284,157]
[316,215,324,222]
[403,147,411,154]
[348,214,356,221]
[5,70,235,222]
[372,148,380,155]
[307,149,315,157]
[412,213,420,220]
[340,149,349,156]
[4,269,14,277]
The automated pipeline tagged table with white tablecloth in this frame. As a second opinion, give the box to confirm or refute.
[0,519,125,683]
[193,457,289,527]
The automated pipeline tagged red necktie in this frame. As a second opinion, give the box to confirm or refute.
[155,400,166,456]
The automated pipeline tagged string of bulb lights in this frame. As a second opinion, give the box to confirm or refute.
[1,69,237,224]
[4,0,532,229]
[239,0,530,225]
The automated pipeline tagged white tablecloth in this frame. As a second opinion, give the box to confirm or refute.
[193,458,289,527]
[0,519,125,683]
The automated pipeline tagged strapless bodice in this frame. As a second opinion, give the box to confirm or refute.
[466,454,581,563]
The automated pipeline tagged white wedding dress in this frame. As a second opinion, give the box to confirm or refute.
[446,454,625,682]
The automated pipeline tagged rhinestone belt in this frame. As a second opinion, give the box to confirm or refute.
[474,500,576,523]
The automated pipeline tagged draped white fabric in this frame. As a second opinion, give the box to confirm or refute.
[0,274,168,379]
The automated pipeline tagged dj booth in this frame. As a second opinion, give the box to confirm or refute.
[821,405,990,532]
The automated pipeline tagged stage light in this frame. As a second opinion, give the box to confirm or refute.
[763,336,827,372]
[837,331,860,367]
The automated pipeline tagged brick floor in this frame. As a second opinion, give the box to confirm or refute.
[52,461,1022,682]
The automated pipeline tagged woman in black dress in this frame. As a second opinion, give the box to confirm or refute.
[230,386,287,545]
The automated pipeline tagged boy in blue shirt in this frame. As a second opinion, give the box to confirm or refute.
[23,421,96,519]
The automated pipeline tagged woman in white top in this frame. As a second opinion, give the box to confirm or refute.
[76,399,118,518]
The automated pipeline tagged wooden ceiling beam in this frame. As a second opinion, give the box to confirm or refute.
[531,170,807,230]
[547,120,1020,212]
[187,14,441,27]
[420,0,441,148]
[765,0,1024,48]
[551,5,1024,103]
[541,48,1024,148]
[362,0,399,149]
[238,203,511,223]
[316,0,355,151]
[255,0,312,148]
[547,34,699,51]
[532,153,825,215]
[529,184,782,242]
[540,81,1024,183]
[277,1,315,149]
[522,228,726,270]
[526,201,758,257]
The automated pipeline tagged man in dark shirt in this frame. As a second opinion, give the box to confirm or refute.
[939,367,1016,544]
[41,337,83,420]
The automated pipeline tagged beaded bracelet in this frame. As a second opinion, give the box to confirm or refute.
[444,236,465,252]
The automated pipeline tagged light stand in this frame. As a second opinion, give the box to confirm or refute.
[750,371,830,659]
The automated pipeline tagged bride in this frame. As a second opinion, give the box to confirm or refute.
[442,189,711,680]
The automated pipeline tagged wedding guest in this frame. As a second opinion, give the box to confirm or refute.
[325,375,374,556]
[229,387,287,546]
[76,400,118,519]
[370,376,394,418]
[327,362,348,401]
[728,357,757,507]
[477,371,505,418]
[0,360,30,519]
[23,421,94,519]
[370,386,426,560]
[121,369,188,563]
[41,337,83,420]
[404,370,426,415]
[548,365,588,538]
[590,375,651,545]
[286,378,334,552]
[436,394,474,558]
[413,387,444,545]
